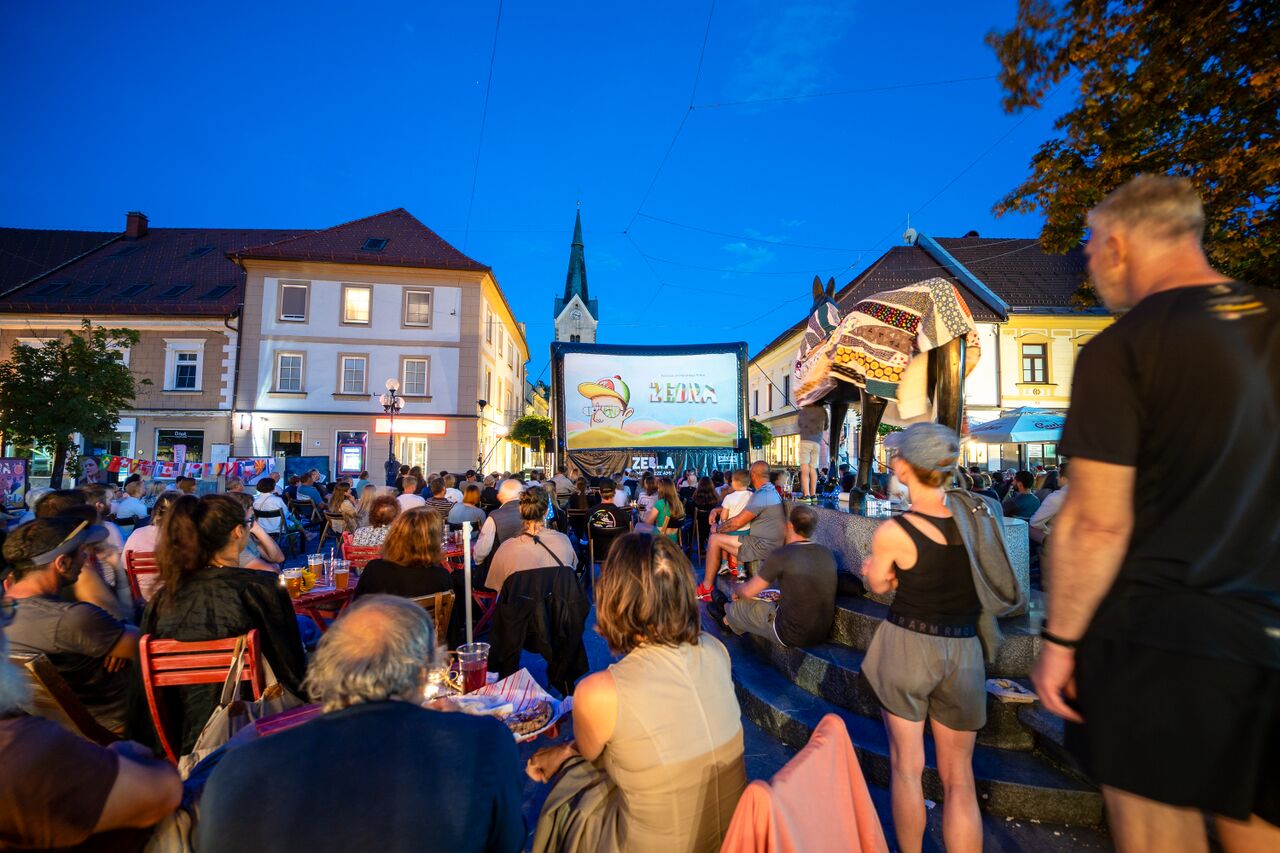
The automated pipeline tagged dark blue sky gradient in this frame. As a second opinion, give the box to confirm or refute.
[0,1,1073,379]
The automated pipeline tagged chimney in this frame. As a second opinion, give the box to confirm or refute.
[125,211,148,240]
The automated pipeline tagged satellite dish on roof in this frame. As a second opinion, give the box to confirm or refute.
[903,227,918,246]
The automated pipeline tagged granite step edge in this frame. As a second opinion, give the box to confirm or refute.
[745,633,1036,751]
[726,632,1104,827]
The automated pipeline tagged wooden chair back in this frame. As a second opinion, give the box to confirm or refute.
[409,591,455,645]
[139,630,265,762]
[124,550,161,602]
[11,653,121,746]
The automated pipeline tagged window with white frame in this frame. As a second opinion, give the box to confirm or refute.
[403,289,433,326]
[163,338,205,391]
[506,340,513,367]
[497,325,504,354]
[339,355,367,394]
[485,368,492,404]
[402,357,429,396]
[279,281,309,322]
[342,284,371,325]
[276,353,304,392]
[485,307,493,343]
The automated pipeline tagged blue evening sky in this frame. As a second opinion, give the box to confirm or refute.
[0,1,1072,382]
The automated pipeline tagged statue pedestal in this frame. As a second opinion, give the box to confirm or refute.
[808,498,1030,616]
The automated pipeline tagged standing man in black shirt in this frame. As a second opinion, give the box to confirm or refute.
[1032,175,1280,852]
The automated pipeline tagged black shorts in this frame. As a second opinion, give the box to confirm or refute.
[1067,637,1280,824]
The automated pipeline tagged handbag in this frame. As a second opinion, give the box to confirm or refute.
[177,636,304,777]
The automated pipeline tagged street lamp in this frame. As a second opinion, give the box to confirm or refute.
[379,378,404,486]
[476,399,488,474]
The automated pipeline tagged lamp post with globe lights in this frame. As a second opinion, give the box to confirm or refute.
[379,378,405,487]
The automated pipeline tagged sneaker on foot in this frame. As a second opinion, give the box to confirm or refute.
[696,582,714,603]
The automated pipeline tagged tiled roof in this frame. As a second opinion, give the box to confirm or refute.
[0,227,301,315]
[0,227,116,293]
[753,236,1095,361]
[230,208,489,272]
[935,237,1088,310]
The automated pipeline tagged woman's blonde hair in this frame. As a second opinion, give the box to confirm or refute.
[382,507,443,566]
[595,533,700,656]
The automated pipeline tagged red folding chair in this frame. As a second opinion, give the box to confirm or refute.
[472,589,499,635]
[124,550,161,603]
[341,532,381,573]
[139,630,265,763]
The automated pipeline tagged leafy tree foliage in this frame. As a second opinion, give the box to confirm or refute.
[749,418,772,449]
[988,0,1278,287]
[0,321,146,485]
[509,414,553,447]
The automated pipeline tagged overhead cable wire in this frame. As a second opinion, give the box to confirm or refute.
[624,0,717,232]
[462,0,505,251]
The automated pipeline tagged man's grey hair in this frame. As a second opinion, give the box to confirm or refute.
[1088,174,1206,242]
[303,595,438,713]
[0,635,33,716]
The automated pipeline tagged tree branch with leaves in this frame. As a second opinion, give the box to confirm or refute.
[988,0,1279,291]
[0,321,148,485]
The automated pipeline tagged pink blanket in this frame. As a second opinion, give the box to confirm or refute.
[721,714,888,853]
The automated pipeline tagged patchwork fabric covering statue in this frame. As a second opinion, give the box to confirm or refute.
[795,276,980,420]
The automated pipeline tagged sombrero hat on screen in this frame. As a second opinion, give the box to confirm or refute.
[578,375,630,406]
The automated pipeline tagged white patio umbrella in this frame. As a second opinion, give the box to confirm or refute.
[965,410,1066,444]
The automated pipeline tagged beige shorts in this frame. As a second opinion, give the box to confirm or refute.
[862,621,987,731]
[798,440,821,467]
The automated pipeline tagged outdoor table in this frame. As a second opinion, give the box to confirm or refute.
[292,585,355,633]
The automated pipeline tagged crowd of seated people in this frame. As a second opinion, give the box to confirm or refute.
[0,457,880,851]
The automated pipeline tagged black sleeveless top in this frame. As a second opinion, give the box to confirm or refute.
[888,513,980,628]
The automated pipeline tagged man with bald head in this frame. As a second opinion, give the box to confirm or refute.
[697,461,787,601]
[197,595,524,852]
[472,478,525,589]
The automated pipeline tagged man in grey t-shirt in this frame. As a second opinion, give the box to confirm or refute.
[697,461,787,601]
[3,518,138,729]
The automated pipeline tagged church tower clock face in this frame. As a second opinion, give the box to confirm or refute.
[571,308,582,321]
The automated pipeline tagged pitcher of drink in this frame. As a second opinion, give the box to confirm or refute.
[451,642,490,693]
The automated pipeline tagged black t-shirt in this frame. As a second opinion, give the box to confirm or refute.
[1060,282,1280,667]
[758,541,838,647]
[354,559,459,600]
[196,701,524,853]
[587,502,630,532]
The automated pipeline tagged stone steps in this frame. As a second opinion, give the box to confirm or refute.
[830,595,1042,678]
[745,634,1039,751]
[719,625,1105,827]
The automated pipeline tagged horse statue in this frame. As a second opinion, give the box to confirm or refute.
[793,274,979,490]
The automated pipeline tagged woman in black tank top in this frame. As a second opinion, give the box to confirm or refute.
[860,423,984,853]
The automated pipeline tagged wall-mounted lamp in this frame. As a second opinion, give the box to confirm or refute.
[235,412,253,431]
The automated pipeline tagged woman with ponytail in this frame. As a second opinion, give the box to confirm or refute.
[128,494,306,754]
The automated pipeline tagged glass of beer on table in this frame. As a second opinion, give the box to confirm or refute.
[283,569,302,599]
[333,560,350,590]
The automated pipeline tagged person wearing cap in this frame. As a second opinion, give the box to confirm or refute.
[860,423,984,853]
[2,518,139,730]
[0,594,182,849]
